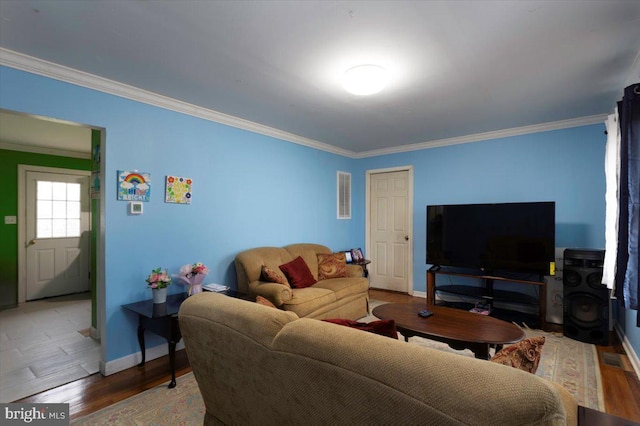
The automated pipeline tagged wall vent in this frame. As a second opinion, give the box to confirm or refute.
[337,171,351,219]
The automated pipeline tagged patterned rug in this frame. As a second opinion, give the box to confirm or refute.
[71,372,205,425]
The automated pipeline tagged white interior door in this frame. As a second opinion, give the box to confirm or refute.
[25,170,90,300]
[369,170,411,292]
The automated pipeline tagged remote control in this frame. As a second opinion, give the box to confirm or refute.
[418,309,433,318]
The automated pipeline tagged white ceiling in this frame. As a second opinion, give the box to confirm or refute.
[0,1,639,155]
[0,110,92,155]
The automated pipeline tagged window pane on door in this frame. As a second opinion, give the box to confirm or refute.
[36,181,82,238]
[67,201,80,219]
[37,200,52,219]
[37,181,52,200]
[67,184,80,201]
[37,220,52,238]
[52,219,66,237]
[52,201,66,218]
[52,182,66,200]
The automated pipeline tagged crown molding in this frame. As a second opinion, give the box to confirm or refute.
[355,114,608,159]
[0,141,90,159]
[1,48,607,161]
[0,48,356,158]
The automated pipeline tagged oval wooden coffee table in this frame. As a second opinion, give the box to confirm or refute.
[372,302,525,359]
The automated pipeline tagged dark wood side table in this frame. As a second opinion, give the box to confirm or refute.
[352,259,371,277]
[122,293,187,388]
[122,289,252,388]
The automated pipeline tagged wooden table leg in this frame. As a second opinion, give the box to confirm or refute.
[137,317,146,367]
[167,340,177,388]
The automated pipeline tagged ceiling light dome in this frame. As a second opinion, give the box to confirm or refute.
[342,64,387,96]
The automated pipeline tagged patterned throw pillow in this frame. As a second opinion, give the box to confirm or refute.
[256,295,277,309]
[317,252,348,280]
[490,336,546,374]
[279,256,317,288]
[261,265,290,287]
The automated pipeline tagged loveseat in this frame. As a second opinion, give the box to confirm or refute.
[179,292,578,425]
[234,243,369,320]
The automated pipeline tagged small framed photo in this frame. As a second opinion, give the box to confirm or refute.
[351,248,364,263]
[129,201,143,215]
[343,251,353,263]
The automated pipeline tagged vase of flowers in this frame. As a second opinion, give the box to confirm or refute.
[146,267,172,304]
[175,262,209,296]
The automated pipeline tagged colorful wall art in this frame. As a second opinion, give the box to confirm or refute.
[117,170,151,202]
[165,175,192,204]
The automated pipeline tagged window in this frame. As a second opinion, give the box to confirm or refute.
[36,181,82,238]
[337,171,351,219]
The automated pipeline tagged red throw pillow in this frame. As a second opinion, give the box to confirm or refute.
[279,256,316,288]
[323,318,398,339]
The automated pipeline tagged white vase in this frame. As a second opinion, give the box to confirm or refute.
[152,287,167,304]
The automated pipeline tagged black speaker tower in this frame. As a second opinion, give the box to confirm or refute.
[563,248,609,345]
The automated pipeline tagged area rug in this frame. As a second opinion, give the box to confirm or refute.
[71,372,205,425]
[367,299,605,411]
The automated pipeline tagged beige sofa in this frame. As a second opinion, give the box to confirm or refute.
[179,292,578,425]
[234,243,369,320]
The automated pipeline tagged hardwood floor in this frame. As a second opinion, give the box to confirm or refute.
[16,289,640,423]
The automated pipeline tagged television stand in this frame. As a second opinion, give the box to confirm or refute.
[426,269,547,331]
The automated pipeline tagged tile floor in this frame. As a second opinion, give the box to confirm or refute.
[0,292,100,403]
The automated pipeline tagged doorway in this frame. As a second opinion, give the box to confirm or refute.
[366,166,414,294]
[21,166,91,301]
[1,109,106,400]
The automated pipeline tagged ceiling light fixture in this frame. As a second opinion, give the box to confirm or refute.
[342,64,387,96]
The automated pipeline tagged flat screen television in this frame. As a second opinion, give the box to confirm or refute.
[426,202,555,276]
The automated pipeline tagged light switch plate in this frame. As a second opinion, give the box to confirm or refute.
[4,216,17,224]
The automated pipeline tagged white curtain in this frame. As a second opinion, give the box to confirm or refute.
[603,110,620,290]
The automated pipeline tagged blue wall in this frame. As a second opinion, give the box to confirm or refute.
[356,125,607,292]
[0,66,359,361]
[1,65,637,364]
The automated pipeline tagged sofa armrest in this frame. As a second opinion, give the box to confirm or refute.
[346,264,363,277]
[248,281,293,306]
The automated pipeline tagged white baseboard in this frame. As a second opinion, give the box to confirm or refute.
[614,322,640,380]
[90,326,100,340]
[412,290,426,299]
[100,341,185,376]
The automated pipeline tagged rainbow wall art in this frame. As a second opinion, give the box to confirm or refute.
[117,170,151,202]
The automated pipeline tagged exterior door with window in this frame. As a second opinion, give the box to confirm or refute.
[25,171,90,300]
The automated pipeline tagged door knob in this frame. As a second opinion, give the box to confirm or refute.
[404,235,409,241]
[27,239,36,247]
